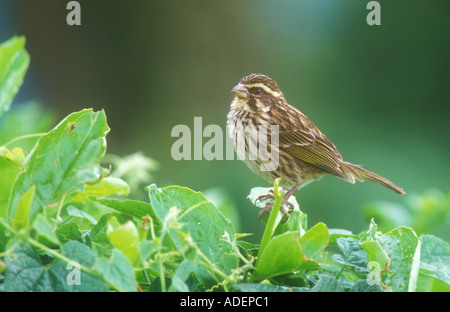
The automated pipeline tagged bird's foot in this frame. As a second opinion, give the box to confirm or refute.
[257,192,294,223]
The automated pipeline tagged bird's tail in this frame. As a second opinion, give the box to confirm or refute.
[341,162,405,195]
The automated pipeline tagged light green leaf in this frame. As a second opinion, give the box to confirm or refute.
[8,109,110,221]
[0,36,30,115]
[71,177,130,202]
[359,219,390,269]
[67,205,97,225]
[106,217,141,267]
[256,233,321,280]
[256,223,328,280]
[0,146,23,167]
[33,213,60,246]
[418,234,450,286]
[94,198,153,219]
[299,222,328,262]
[378,226,420,292]
[328,228,356,245]
[11,184,35,230]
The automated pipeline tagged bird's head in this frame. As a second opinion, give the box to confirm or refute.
[231,73,284,112]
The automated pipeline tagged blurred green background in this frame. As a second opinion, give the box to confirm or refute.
[1,0,449,240]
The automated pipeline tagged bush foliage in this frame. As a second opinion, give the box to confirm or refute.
[0,36,448,292]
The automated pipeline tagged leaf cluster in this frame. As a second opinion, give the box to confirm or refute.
[0,36,448,292]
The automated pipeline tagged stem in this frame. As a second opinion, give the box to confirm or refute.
[335,264,347,280]
[3,133,46,147]
[256,177,283,266]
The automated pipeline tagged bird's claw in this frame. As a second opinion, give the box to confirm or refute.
[257,194,294,223]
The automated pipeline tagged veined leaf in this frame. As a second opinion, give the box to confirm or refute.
[4,240,107,292]
[7,109,110,221]
[147,184,238,284]
[378,226,420,292]
[418,234,450,288]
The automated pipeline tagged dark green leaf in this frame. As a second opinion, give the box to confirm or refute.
[4,241,53,291]
[233,283,309,292]
[311,275,343,292]
[333,237,368,275]
[47,241,107,292]
[350,280,384,292]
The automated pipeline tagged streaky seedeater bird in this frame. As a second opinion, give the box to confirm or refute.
[227,73,405,221]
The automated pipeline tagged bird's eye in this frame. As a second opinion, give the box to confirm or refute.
[254,88,262,94]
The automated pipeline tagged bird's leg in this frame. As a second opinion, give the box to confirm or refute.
[258,183,302,223]
[255,189,275,203]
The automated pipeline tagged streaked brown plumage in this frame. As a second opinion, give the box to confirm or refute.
[227,73,405,221]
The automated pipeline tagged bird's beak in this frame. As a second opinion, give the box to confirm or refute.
[231,83,248,98]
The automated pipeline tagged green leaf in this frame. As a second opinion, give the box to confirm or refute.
[106,217,141,267]
[169,259,197,292]
[274,209,307,237]
[0,103,55,219]
[328,228,356,245]
[311,275,343,292]
[418,234,450,286]
[139,240,157,262]
[71,177,130,202]
[256,232,318,280]
[0,36,30,115]
[4,241,53,291]
[332,237,369,275]
[55,222,83,243]
[233,283,309,292]
[416,272,450,292]
[359,219,390,269]
[4,240,106,292]
[67,205,97,225]
[47,241,107,292]
[8,109,110,221]
[95,248,137,292]
[299,222,328,262]
[95,197,153,219]
[0,146,23,167]
[256,223,328,280]
[11,184,35,230]
[378,226,420,292]
[350,280,384,292]
[33,213,60,246]
[147,184,238,280]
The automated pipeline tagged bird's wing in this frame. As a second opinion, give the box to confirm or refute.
[279,129,346,178]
